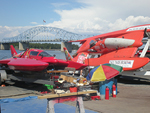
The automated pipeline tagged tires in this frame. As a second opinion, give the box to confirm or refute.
[0,70,7,85]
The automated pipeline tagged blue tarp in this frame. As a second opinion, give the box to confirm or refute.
[0,96,37,103]
[0,96,97,113]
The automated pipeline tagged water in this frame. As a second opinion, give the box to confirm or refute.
[0,49,76,60]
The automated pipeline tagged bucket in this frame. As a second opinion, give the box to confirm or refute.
[69,87,77,93]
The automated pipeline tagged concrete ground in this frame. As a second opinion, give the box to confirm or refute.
[0,82,43,99]
[84,83,150,113]
[1,76,150,113]
[65,78,150,113]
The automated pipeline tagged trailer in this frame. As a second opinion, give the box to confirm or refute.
[0,69,69,86]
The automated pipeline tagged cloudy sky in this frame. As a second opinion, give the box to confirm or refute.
[0,0,150,41]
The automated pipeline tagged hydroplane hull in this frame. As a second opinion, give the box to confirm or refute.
[85,57,149,71]
[7,58,49,71]
[85,47,150,70]
[0,45,88,72]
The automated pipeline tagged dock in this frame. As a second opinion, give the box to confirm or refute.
[1,77,150,113]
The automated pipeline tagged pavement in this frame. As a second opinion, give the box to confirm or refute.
[84,83,150,113]
[1,77,150,113]
[0,82,43,99]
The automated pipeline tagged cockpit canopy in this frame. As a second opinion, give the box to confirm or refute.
[89,40,97,48]
[29,51,52,57]
[39,51,52,57]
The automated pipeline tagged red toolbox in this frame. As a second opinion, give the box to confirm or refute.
[91,96,100,100]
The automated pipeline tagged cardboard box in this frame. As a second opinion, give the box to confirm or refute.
[60,75,77,84]
[68,77,77,84]
[60,75,88,85]
[79,78,88,85]
[60,75,69,81]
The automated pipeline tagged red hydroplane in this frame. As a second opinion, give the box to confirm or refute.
[69,24,150,71]
[0,45,87,71]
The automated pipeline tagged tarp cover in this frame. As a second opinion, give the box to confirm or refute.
[0,96,97,113]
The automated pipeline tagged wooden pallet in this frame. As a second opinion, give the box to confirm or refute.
[47,70,68,73]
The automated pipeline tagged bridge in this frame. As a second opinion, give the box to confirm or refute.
[0,26,92,52]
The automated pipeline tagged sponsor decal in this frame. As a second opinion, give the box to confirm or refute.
[127,25,150,31]
[109,60,134,68]
[113,91,116,95]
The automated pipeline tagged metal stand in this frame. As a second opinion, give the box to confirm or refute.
[46,96,85,113]
[38,91,97,113]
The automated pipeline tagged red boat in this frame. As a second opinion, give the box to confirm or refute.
[0,45,87,71]
[67,24,150,71]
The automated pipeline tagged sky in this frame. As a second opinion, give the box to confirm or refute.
[0,0,150,41]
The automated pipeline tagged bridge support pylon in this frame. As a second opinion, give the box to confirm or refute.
[61,42,72,53]
[0,43,9,50]
[19,42,29,50]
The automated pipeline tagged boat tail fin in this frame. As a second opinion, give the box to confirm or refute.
[63,47,73,61]
[10,45,17,57]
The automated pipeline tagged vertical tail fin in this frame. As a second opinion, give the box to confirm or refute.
[63,47,73,61]
[10,45,17,57]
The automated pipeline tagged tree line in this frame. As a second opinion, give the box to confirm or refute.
[9,43,79,50]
